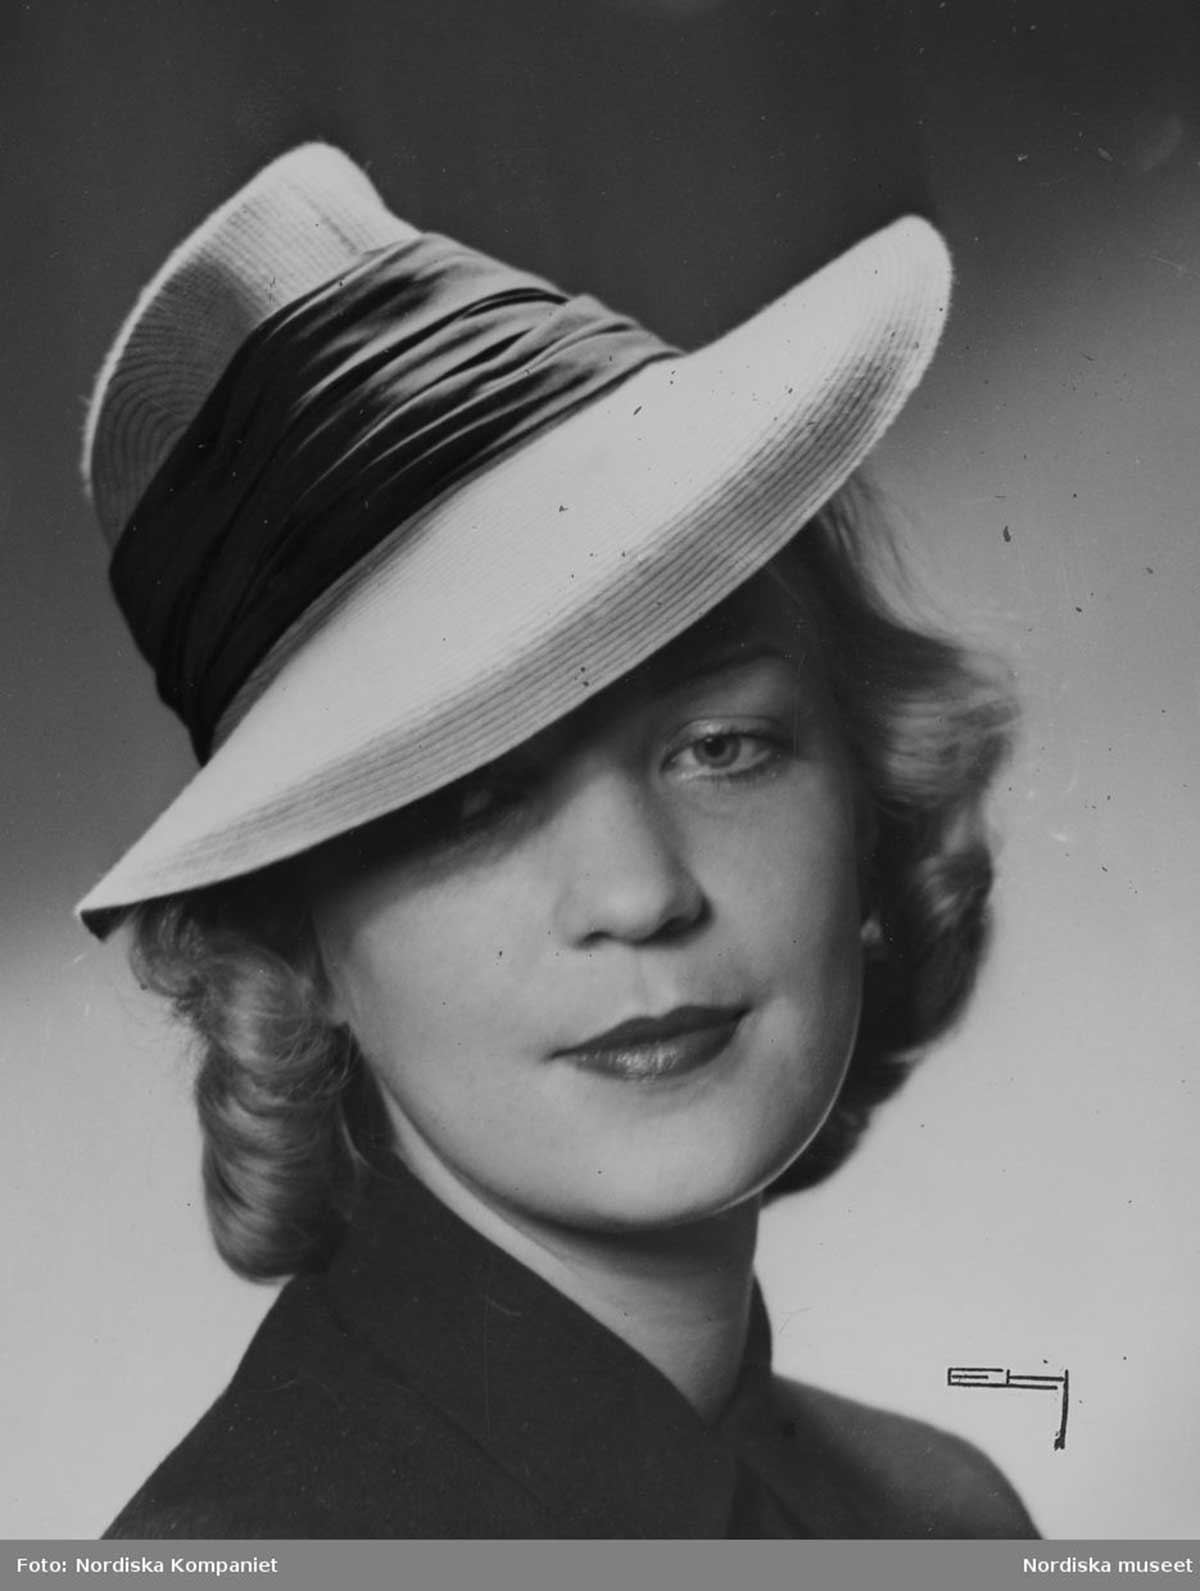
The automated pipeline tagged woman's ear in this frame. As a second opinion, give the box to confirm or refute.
[854,805,890,963]
[306,906,355,1032]
[853,791,879,920]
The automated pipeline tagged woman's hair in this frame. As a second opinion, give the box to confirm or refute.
[124,477,1018,1278]
[762,479,1017,1195]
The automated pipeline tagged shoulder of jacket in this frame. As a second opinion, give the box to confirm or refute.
[775,1376,1039,1539]
[103,1277,554,1539]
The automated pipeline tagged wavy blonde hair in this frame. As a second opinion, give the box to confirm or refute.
[125,480,1017,1277]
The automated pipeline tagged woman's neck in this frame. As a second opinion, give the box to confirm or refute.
[400,1147,760,1424]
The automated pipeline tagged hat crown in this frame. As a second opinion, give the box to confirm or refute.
[76,141,953,936]
[83,144,417,546]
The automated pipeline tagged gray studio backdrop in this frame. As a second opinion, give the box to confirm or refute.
[4,0,1198,1539]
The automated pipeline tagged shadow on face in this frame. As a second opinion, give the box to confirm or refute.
[302,562,867,1237]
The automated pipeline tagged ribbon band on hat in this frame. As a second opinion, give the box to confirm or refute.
[110,232,670,760]
[77,143,952,935]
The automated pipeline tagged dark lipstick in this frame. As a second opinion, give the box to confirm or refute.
[556,1005,745,1082]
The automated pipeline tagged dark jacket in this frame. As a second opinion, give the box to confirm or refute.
[105,1163,1037,1539]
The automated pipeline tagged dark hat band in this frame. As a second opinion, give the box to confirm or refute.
[109,234,671,761]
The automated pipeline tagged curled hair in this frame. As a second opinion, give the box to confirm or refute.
[125,476,1017,1275]
[763,478,1017,1196]
[126,876,391,1279]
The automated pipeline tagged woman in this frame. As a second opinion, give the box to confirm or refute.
[81,144,1035,1538]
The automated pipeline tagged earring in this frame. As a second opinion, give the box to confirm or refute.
[859,911,885,958]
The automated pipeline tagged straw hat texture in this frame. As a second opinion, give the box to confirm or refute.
[77,143,952,935]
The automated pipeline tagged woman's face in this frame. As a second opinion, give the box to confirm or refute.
[310,568,866,1235]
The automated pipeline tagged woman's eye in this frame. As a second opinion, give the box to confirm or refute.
[454,780,518,826]
[671,728,782,779]
[411,773,533,854]
[694,733,743,768]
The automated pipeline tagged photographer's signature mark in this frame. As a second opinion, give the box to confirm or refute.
[947,1365,1070,1450]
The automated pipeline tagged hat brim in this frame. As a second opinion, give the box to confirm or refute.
[78,215,951,937]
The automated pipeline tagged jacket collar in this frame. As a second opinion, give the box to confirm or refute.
[323,1158,790,1537]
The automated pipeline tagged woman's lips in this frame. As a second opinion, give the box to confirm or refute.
[554,1005,746,1082]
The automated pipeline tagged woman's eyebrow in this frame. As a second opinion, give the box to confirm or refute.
[524,641,800,768]
[644,638,794,695]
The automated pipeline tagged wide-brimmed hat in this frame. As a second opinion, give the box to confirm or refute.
[77,143,952,937]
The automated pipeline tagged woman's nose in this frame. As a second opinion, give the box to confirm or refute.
[549,761,707,947]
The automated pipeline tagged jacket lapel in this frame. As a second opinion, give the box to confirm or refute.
[324,1162,743,1536]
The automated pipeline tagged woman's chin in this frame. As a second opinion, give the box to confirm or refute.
[537,1125,825,1235]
